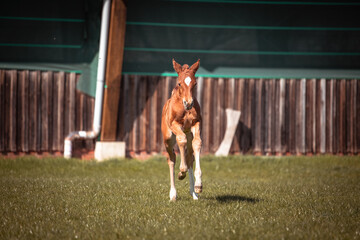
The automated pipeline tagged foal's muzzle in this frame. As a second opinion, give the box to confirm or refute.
[183,99,194,110]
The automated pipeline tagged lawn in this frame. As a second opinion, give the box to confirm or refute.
[0,155,359,239]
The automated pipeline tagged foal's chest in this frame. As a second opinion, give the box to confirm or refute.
[181,111,196,131]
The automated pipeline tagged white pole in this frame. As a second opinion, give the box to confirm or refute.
[93,0,111,134]
[64,0,111,158]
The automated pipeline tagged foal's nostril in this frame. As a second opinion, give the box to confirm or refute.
[183,99,193,110]
[188,101,194,109]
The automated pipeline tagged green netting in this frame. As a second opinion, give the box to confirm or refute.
[1,0,360,98]
[123,0,360,77]
[0,0,101,97]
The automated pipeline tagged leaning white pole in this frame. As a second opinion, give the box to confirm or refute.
[93,0,111,135]
[64,0,111,159]
[215,109,241,157]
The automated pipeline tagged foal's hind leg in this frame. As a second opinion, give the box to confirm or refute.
[186,132,198,200]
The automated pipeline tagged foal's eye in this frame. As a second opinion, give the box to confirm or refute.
[178,83,181,87]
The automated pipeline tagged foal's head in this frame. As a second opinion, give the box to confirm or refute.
[172,59,200,110]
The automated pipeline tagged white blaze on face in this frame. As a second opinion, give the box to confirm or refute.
[185,76,192,86]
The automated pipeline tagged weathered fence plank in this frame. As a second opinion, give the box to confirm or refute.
[139,76,148,152]
[236,79,245,153]
[274,79,280,154]
[357,80,360,153]
[4,72,9,151]
[262,79,268,153]
[212,78,220,152]
[131,75,140,152]
[117,74,126,141]
[231,79,239,152]
[201,78,211,153]
[29,71,39,152]
[53,72,65,151]
[333,79,340,153]
[346,80,353,154]
[249,79,256,152]
[145,78,152,152]
[278,79,286,154]
[254,78,263,154]
[158,77,168,153]
[64,73,76,137]
[156,77,163,151]
[220,78,226,151]
[86,96,95,150]
[288,79,296,154]
[312,79,317,153]
[0,70,5,152]
[36,71,41,151]
[241,79,250,153]
[326,79,333,153]
[40,72,51,151]
[295,79,306,154]
[319,79,326,154]
[305,79,313,153]
[315,80,321,153]
[7,71,17,152]
[352,79,357,154]
[149,76,158,152]
[76,90,84,131]
[339,79,346,153]
[17,71,29,152]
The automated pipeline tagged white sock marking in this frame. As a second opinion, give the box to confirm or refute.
[170,188,177,201]
[188,168,198,200]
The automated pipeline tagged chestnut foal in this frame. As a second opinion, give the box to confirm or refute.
[161,59,202,201]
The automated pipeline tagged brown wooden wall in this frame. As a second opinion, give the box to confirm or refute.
[0,70,95,153]
[1,72,359,155]
[117,75,360,155]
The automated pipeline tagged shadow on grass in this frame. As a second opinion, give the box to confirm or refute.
[215,195,260,204]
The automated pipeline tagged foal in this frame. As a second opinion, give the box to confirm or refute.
[161,59,202,201]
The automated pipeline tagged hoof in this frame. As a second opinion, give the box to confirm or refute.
[178,171,186,180]
[169,197,176,202]
[191,192,199,200]
[195,185,202,194]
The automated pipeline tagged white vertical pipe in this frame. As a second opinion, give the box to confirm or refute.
[64,0,111,158]
[93,0,111,134]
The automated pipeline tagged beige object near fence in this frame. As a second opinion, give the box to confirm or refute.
[215,109,241,157]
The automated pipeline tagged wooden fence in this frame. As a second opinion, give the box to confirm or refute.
[0,70,95,153]
[117,75,360,155]
[1,72,359,155]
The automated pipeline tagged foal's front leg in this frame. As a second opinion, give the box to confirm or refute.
[164,135,176,201]
[186,132,198,200]
[191,122,202,193]
[171,122,188,180]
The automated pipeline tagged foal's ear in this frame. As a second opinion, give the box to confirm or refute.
[189,59,200,73]
[172,59,182,74]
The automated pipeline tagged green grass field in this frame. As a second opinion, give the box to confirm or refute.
[0,155,359,239]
